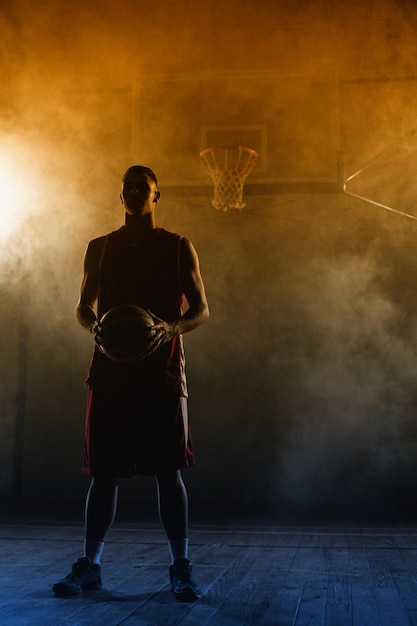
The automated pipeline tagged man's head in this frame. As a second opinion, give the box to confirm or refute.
[120,165,160,216]
[122,165,158,186]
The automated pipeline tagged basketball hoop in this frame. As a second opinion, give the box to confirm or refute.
[200,146,258,211]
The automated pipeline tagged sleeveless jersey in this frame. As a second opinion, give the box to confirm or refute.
[87,226,187,397]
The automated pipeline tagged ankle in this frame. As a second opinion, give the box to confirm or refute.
[84,540,104,564]
[168,538,189,563]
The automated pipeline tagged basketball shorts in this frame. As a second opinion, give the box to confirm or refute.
[83,383,194,477]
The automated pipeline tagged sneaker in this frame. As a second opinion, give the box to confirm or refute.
[53,557,102,596]
[169,557,201,602]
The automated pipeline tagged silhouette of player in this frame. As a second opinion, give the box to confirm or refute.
[53,165,209,601]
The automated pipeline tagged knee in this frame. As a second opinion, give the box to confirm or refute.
[155,469,183,492]
[92,476,119,491]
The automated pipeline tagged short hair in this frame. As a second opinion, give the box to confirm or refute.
[122,165,158,185]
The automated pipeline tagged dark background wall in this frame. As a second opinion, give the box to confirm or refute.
[2,0,417,518]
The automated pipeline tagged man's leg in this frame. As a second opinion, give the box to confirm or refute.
[155,469,188,547]
[84,476,119,563]
[53,476,118,596]
[155,469,201,601]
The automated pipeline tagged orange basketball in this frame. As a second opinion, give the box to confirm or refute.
[98,304,155,362]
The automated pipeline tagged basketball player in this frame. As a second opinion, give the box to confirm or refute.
[53,165,209,601]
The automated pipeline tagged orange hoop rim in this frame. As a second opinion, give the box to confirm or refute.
[200,145,259,159]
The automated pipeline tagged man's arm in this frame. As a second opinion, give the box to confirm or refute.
[147,237,209,354]
[175,236,209,333]
[75,236,106,332]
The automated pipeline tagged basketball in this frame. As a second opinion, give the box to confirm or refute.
[98,304,155,362]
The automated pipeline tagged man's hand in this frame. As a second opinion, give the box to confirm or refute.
[142,311,177,358]
[90,319,103,349]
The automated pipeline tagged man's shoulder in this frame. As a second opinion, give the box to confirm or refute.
[155,227,181,239]
[155,229,193,250]
[88,227,123,247]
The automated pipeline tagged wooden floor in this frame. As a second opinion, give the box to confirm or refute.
[1,505,417,625]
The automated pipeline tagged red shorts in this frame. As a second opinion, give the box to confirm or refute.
[83,383,194,477]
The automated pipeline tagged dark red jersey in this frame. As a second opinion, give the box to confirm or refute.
[88,226,187,397]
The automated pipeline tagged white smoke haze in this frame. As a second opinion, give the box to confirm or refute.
[0,135,43,243]
[2,0,417,512]
[278,253,417,510]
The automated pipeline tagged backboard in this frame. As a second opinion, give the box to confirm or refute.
[131,70,341,194]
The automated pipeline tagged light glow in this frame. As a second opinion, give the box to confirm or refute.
[0,137,43,241]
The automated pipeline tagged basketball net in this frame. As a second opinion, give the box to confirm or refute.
[200,146,258,211]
